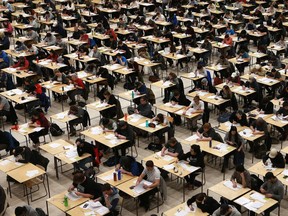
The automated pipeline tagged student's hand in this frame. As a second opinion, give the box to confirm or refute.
[143,184,149,189]
[232,181,237,188]
[134,109,139,114]
[265,193,273,198]
[260,188,266,194]
[74,191,82,196]
[161,152,165,157]
[68,185,74,192]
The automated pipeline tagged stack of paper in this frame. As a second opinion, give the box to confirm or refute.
[95,102,108,108]
[105,134,117,140]
[66,150,78,158]
[156,152,174,161]
[239,129,253,137]
[244,201,264,212]
[179,163,199,173]
[130,114,142,122]
[26,170,39,177]
[49,143,61,148]
[91,127,103,135]
[215,143,229,151]
[185,134,199,141]
[56,112,66,119]
[250,192,267,203]
[0,160,11,166]
[33,127,43,132]
[163,164,175,170]
[66,191,81,201]
[223,180,242,190]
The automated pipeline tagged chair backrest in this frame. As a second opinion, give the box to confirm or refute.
[82,109,91,127]
[116,99,124,119]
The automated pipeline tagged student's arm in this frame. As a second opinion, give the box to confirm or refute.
[74,191,94,198]
[136,172,145,185]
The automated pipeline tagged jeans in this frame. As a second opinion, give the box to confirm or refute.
[74,156,94,170]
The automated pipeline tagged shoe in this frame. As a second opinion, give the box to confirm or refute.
[69,101,76,106]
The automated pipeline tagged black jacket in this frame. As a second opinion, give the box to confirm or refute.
[77,142,95,158]
[229,112,248,126]
[262,152,285,168]
[187,194,220,214]
[179,152,205,169]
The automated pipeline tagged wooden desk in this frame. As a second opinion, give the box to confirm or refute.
[234,190,278,215]
[218,121,246,133]
[11,123,43,146]
[65,53,97,63]
[66,203,109,216]
[0,155,25,173]
[7,163,50,204]
[2,67,36,79]
[208,180,251,201]
[150,80,176,97]
[201,94,230,106]
[40,139,74,155]
[187,91,212,100]
[142,152,177,168]
[155,103,184,114]
[163,202,208,216]
[117,90,145,105]
[97,169,135,186]
[34,59,67,71]
[86,101,115,112]
[46,191,89,214]
[133,57,160,67]
[142,35,170,44]
[248,161,284,177]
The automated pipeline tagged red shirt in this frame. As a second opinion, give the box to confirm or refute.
[12,57,29,70]
[223,37,233,46]
[73,78,85,89]
[34,83,42,94]
[105,29,117,41]
[47,53,58,62]
[80,34,89,45]
[32,113,50,129]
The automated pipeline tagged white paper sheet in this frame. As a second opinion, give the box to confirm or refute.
[250,192,267,203]
[91,127,103,135]
[0,160,11,166]
[223,180,242,190]
[66,191,81,201]
[163,164,175,170]
[235,196,251,205]
[26,170,39,177]
[185,134,199,141]
[49,143,61,148]
[282,169,288,176]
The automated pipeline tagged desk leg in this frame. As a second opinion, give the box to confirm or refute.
[54,157,59,179]
[136,198,138,216]
[61,96,64,112]
[66,122,70,140]
[25,185,30,205]
[46,200,49,215]
[46,174,51,198]
[24,135,28,147]
[183,178,185,202]
[223,170,225,180]
[201,172,204,193]
[7,179,12,198]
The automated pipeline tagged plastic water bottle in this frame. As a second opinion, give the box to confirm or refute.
[209,139,212,148]
[64,195,68,207]
[118,169,122,180]
[131,91,134,99]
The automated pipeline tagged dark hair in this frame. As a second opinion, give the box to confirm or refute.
[102,118,110,125]
[173,90,180,97]
[31,109,40,117]
[15,206,27,216]
[228,126,239,144]
[102,183,112,192]
[75,138,84,144]
[73,172,85,184]
[69,105,78,113]
[103,90,111,96]
[220,204,230,214]
[283,101,288,107]
[140,96,148,102]
[191,144,201,154]
[156,113,164,123]
[146,160,154,168]
[167,137,177,145]
[14,146,24,157]
[117,120,127,128]
[116,53,121,58]
[235,164,245,173]
[265,172,275,180]
[195,193,206,202]
[46,33,52,37]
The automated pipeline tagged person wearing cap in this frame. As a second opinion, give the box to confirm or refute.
[275,101,288,140]
[230,165,251,188]
[262,148,285,168]
[256,172,284,216]
[114,121,135,156]
[212,204,241,216]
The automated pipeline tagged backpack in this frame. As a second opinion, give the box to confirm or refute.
[217,112,231,123]
[50,123,64,136]
[103,156,120,167]
[250,174,264,192]
[35,208,47,216]
[254,143,267,159]
[146,142,163,152]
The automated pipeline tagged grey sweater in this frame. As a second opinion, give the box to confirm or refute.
[261,179,284,202]
[212,205,241,216]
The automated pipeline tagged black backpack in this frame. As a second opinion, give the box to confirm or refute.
[50,123,64,136]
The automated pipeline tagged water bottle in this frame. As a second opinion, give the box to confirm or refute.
[113,172,117,181]
[131,91,134,99]
[36,56,39,63]
[124,113,128,121]
[64,195,68,207]
[118,169,122,180]
[145,119,149,127]
[209,139,212,148]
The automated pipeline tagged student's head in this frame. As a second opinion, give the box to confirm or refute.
[223,85,231,93]
[92,45,98,51]
[101,117,110,126]
[46,33,52,38]
[69,105,79,114]
[135,81,142,89]
[145,160,154,171]
[255,117,265,126]
[116,53,121,59]
[140,96,148,105]
[235,164,245,173]
[31,110,40,119]
[156,113,164,123]
[14,146,24,157]
[283,101,288,110]
[220,204,231,215]
[102,183,113,195]
[202,123,211,132]
[55,70,61,77]
[193,95,200,103]
[75,138,85,147]
[190,144,201,156]
[168,72,177,80]
[201,78,208,86]
[264,172,277,183]
[224,34,229,39]
[71,74,78,81]
[197,64,203,70]
[173,90,180,99]
[15,206,28,216]
[117,121,127,130]
[229,126,238,136]
[195,193,206,204]
[236,110,243,119]
[103,90,111,99]
[167,137,178,147]
[268,148,278,159]
[73,172,86,184]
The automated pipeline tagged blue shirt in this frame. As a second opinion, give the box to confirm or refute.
[0,51,9,65]
[225,29,235,35]
[242,52,249,59]
[116,56,127,66]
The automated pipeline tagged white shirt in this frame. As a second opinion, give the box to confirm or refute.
[189,100,204,111]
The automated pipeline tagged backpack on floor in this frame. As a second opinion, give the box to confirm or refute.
[50,123,64,136]
[217,112,231,123]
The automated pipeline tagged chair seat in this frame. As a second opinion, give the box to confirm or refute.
[24,178,43,188]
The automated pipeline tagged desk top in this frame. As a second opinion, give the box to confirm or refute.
[209,180,251,201]
[47,191,89,213]
[50,111,78,123]
[40,139,74,155]
[142,152,177,168]
[7,163,46,183]
[0,155,26,173]
[163,202,208,216]
[248,161,284,177]
[155,103,185,113]
[117,90,145,101]
[86,101,115,112]
[97,169,135,186]
[234,190,278,214]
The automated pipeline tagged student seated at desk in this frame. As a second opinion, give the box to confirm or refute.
[128,96,153,118]
[0,130,20,155]
[68,171,103,199]
[161,137,183,158]
[67,74,86,106]
[68,105,85,137]
[195,78,217,94]
[28,109,50,148]
[262,148,285,168]
[244,76,262,107]
[52,70,69,101]
[223,126,245,172]
[230,165,251,189]
[250,172,284,216]
[74,138,95,171]
[257,96,273,115]
[100,183,120,216]
[184,95,204,130]
[115,156,142,176]
[186,192,220,215]
[196,123,216,141]
[136,160,161,211]
[229,110,248,126]
[101,90,117,119]
[114,121,135,156]
[100,118,117,132]
[44,32,56,46]
[212,204,241,216]
[179,144,205,190]
[249,117,270,153]
[133,81,147,105]
[151,113,174,144]
[13,146,33,164]
[275,101,288,140]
